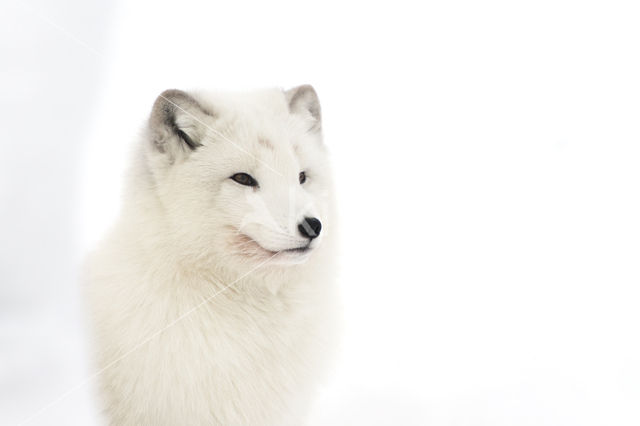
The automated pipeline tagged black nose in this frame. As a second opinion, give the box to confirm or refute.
[298,217,322,239]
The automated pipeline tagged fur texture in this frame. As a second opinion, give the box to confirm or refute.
[84,86,338,425]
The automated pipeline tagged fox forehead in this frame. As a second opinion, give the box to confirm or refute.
[194,111,313,174]
[193,125,305,179]
[147,85,323,184]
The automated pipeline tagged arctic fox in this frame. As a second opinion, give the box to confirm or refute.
[85,86,338,425]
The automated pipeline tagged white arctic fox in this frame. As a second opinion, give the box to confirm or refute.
[85,86,338,425]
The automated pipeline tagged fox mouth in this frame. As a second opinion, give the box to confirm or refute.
[231,231,311,258]
[281,245,311,254]
[258,240,311,255]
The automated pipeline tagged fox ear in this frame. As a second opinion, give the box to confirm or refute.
[285,85,322,133]
[148,89,214,161]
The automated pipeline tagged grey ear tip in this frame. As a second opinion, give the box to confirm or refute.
[287,84,321,104]
[285,84,319,99]
[286,84,322,127]
[157,89,192,105]
[151,89,179,115]
[159,88,181,97]
[293,84,318,97]
[298,83,316,92]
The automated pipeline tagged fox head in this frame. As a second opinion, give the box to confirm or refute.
[139,86,334,272]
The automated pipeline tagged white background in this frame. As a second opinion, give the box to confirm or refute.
[1,0,639,425]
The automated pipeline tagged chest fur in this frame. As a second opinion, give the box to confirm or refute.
[94,280,327,425]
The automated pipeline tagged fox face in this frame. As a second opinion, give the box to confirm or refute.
[143,86,333,269]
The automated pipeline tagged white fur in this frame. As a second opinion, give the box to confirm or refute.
[84,87,338,425]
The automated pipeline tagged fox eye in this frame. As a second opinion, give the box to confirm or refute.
[299,171,306,184]
[230,173,258,187]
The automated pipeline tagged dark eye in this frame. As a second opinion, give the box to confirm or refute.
[230,173,258,187]
[299,171,307,184]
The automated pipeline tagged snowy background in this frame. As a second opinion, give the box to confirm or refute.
[1,0,640,425]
